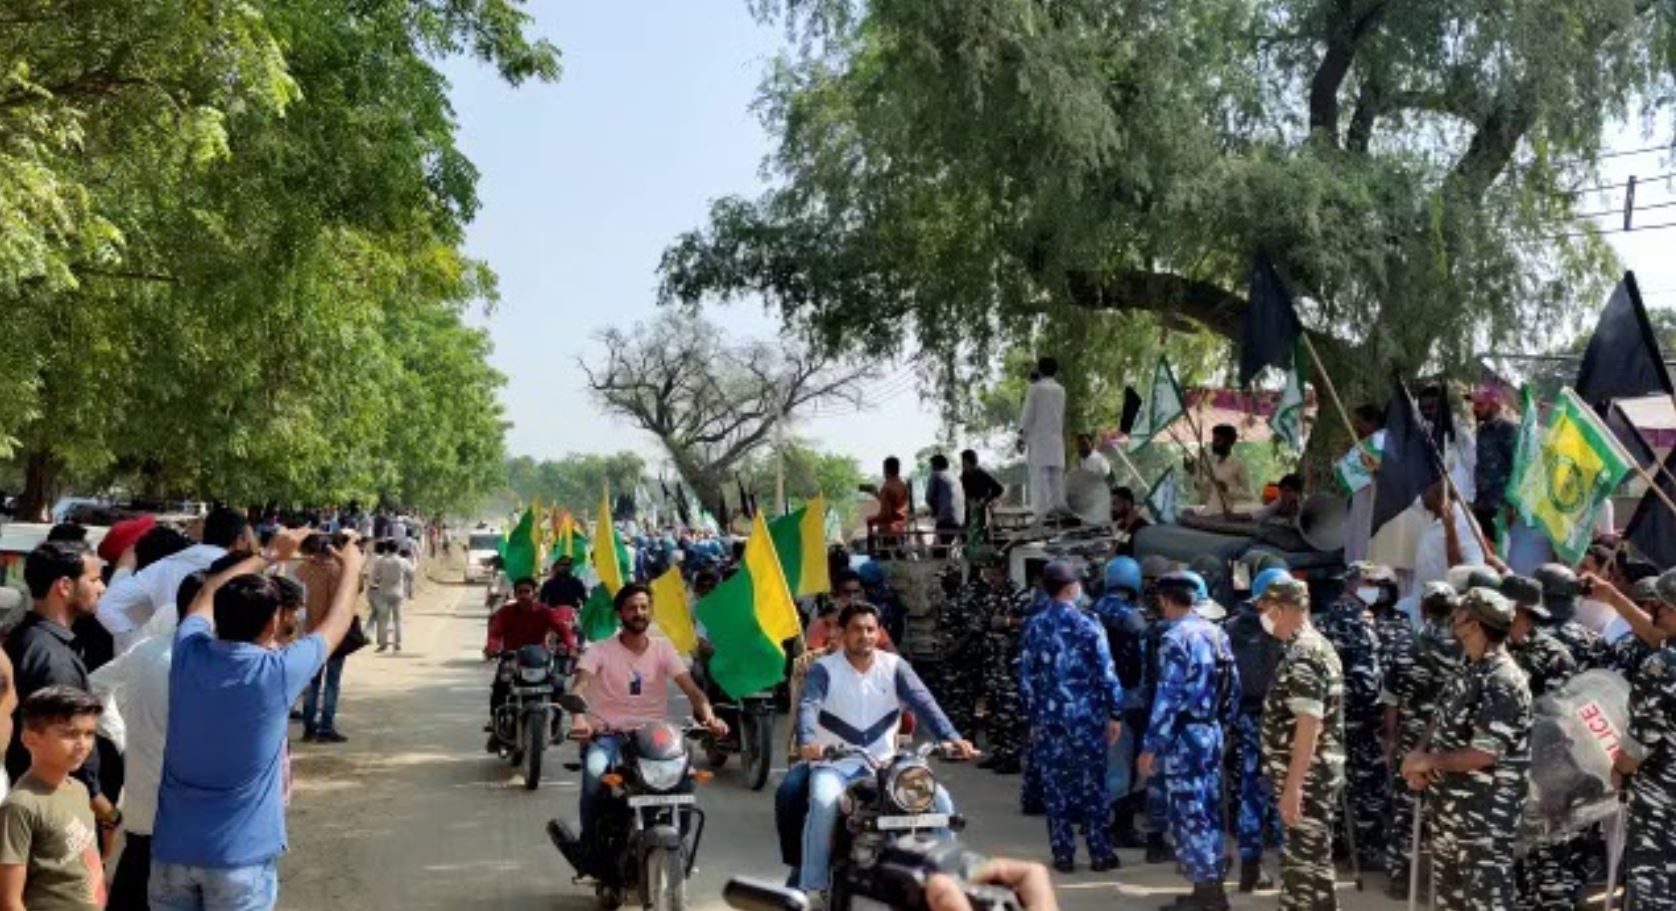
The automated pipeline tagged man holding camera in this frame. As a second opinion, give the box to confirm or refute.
[793,602,976,902]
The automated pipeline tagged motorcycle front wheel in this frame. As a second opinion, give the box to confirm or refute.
[642,846,686,911]
[523,716,544,789]
[742,715,773,791]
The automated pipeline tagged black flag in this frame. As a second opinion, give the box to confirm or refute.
[1605,401,1658,469]
[1119,386,1143,434]
[717,492,731,532]
[1372,378,1443,534]
[673,481,692,528]
[1628,446,1676,569]
[1576,272,1673,411]
[737,478,755,520]
[659,477,673,504]
[1240,251,1304,387]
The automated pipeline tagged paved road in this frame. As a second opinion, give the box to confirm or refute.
[277,577,1411,911]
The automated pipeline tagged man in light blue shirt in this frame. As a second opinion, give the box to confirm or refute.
[150,528,363,911]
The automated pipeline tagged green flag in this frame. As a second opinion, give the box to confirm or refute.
[1507,387,1635,563]
[1128,356,1186,452]
[579,584,619,643]
[767,495,831,597]
[1267,345,1308,451]
[694,514,802,699]
[501,504,539,581]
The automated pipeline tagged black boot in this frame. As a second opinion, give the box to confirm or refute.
[1111,804,1145,849]
[1185,882,1230,911]
[1091,854,1120,873]
[546,819,590,877]
[1238,859,1264,893]
[1144,833,1172,864]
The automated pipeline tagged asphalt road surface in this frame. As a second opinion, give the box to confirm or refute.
[277,572,1413,911]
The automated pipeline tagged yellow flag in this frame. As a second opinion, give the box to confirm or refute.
[649,567,699,655]
[744,512,802,645]
[593,488,623,594]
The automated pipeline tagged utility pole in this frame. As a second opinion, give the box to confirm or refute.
[775,399,787,517]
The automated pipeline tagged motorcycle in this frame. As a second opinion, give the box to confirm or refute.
[490,645,569,790]
[548,693,710,911]
[790,742,968,908]
[694,651,776,790]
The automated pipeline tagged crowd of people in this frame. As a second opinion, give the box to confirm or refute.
[0,504,435,910]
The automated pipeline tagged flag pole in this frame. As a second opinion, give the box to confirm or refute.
[1300,334,1360,445]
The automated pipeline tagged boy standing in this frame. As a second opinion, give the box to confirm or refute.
[0,686,108,910]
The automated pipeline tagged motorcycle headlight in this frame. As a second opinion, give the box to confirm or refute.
[636,756,688,792]
[887,764,937,814]
[497,664,514,683]
[518,665,548,683]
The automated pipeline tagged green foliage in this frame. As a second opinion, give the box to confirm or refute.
[1,0,558,515]
[663,0,1659,430]
[502,453,649,518]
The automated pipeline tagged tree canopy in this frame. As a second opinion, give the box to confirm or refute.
[2,1,558,516]
[662,0,1668,431]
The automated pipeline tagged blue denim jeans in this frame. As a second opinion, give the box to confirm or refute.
[149,859,278,911]
[301,654,345,735]
[797,760,953,892]
[580,735,627,843]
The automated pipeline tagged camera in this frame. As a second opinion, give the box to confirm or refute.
[724,834,1023,911]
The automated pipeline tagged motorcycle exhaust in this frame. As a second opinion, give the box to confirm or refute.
[723,877,810,911]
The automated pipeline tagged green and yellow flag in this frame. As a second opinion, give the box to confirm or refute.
[1508,387,1635,564]
[580,489,630,642]
[767,494,832,598]
[694,512,802,698]
[501,499,541,581]
[649,566,699,655]
[554,509,587,567]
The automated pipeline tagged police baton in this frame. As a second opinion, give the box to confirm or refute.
[1407,791,1424,911]
[1339,785,1363,891]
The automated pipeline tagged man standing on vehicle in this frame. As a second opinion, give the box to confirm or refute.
[793,602,978,902]
[549,584,725,877]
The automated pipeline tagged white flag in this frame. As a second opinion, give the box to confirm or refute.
[1268,346,1308,451]
[1145,467,1179,524]
[1129,356,1187,452]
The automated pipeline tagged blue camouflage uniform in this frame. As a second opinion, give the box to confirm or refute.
[1090,588,1148,807]
[1018,588,1052,814]
[1020,597,1127,866]
[1143,609,1239,885]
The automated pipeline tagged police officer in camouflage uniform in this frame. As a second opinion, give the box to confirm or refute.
[1502,573,1586,911]
[1533,563,1607,670]
[1139,571,1238,911]
[1400,589,1532,911]
[975,557,1026,774]
[1091,556,1150,847]
[1019,585,1053,813]
[1585,568,1676,911]
[1258,577,1346,911]
[930,564,988,736]
[1137,555,1178,861]
[1314,561,1387,868]
[1020,561,1127,872]
[1381,582,1463,899]
[1226,567,1289,892]
[1608,576,1665,677]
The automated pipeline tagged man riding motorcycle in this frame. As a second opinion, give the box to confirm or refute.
[551,583,727,877]
[484,576,579,750]
[787,601,977,900]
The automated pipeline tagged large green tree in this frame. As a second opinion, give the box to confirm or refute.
[662,0,1660,453]
[2,1,558,516]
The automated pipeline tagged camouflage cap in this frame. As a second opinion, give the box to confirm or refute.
[1457,588,1515,632]
[1466,567,1504,592]
[1420,581,1460,611]
[1656,568,1676,608]
[1258,577,1309,609]
[1631,576,1661,604]
[1499,574,1548,619]
[1348,561,1396,583]
[1140,555,1176,580]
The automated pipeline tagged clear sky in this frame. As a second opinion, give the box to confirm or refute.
[443,1,941,477]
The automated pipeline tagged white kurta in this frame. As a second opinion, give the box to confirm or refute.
[1019,378,1067,515]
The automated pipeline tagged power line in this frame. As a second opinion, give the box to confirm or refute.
[1553,172,1676,197]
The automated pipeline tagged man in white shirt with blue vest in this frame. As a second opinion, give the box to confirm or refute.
[794,601,977,898]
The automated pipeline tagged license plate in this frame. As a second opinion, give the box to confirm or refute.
[628,794,696,808]
[875,813,948,831]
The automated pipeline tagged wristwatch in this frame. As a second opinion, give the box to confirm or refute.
[98,808,123,831]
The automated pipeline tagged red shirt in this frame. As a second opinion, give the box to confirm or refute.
[486,601,578,655]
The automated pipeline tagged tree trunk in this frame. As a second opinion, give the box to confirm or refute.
[17,449,61,522]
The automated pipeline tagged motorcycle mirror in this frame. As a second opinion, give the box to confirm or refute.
[556,693,589,715]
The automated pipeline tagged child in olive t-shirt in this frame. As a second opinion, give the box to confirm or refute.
[0,686,107,911]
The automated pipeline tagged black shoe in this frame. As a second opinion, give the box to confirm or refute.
[1112,825,1145,849]
[976,755,998,770]
[290,709,305,721]
[1021,802,1045,817]
[1183,882,1229,911]
[1145,833,1172,864]
[315,730,347,744]
[1238,859,1262,893]
[546,819,589,876]
[1157,896,1188,911]
[1091,855,1120,873]
[486,735,500,754]
[991,759,1022,775]
[301,730,318,743]
[1052,858,1075,874]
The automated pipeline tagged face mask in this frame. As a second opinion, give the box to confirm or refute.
[1355,586,1381,606]
[1260,610,1278,637]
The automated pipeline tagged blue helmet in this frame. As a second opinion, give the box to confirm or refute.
[1104,557,1142,597]
[857,560,885,587]
[1180,570,1210,603]
[1252,567,1293,600]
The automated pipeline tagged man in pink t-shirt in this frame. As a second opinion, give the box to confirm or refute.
[554,584,726,877]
